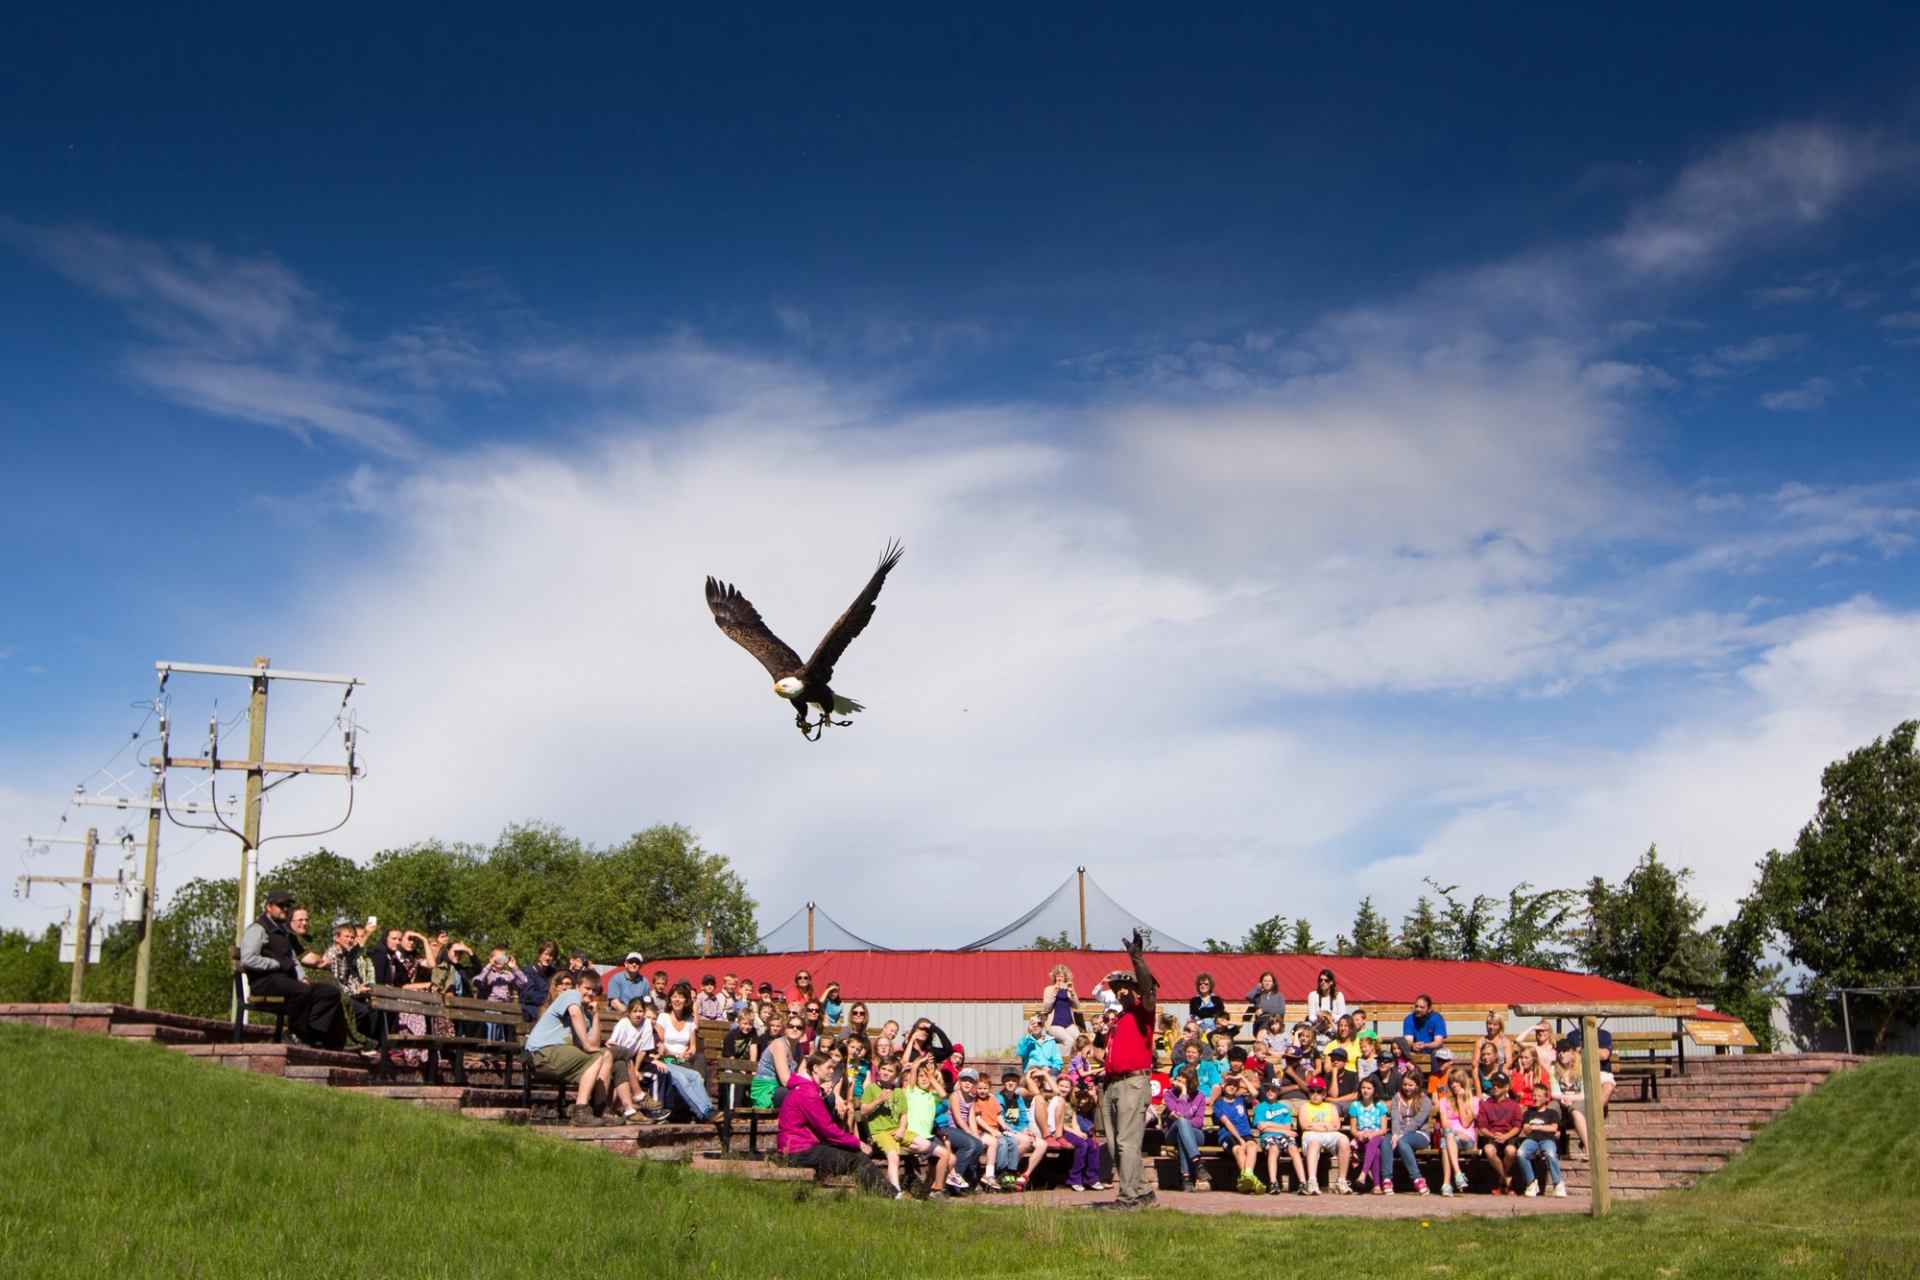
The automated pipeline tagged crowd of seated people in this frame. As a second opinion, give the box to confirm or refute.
[263,909,1611,1204]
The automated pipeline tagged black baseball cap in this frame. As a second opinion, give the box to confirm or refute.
[1490,1071,1511,1086]
[263,889,295,907]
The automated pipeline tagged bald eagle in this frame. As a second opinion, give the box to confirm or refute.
[704,540,904,740]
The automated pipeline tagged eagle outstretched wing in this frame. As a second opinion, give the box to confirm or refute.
[705,577,804,679]
[804,539,904,684]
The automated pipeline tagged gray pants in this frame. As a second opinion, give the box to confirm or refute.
[1099,1072,1152,1203]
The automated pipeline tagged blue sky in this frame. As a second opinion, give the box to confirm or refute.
[3,6,1918,945]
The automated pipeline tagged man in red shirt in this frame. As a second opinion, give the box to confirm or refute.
[1475,1071,1526,1195]
[1095,930,1158,1210]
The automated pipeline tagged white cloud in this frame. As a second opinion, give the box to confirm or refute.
[4,221,424,455]
[1397,601,1920,924]
[1607,124,1899,277]
[1687,333,1807,378]
[1759,376,1837,412]
[185,342,1916,950]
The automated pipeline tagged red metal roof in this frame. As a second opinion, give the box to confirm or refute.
[639,949,1683,1008]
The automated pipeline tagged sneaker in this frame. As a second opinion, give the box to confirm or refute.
[1307,1183,1321,1195]
[1440,1182,1455,1196]
[928,1190,947,1201]
[1066,1183,1087,1193]
[1552,1182,1567,1198]
[1182,1176,1197,1192]
[1088,1180,1106,1191]
[1296,1183,1314,1196]
[1382,1183,1396,1196]
[1524,1182,1540,1197]
[1335,1179,1353,1195]
[1193,1173,1212,1192]
[1265,1183,1282,1196]
[1414,1179,1429,1196]
[945,1174,971,1193]
[998,1174,1019,1191]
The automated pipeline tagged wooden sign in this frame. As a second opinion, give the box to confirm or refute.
[1684,1018,1758,1047]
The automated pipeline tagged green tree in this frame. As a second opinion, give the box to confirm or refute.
[1205,914,1290,954]
[1577,846,1722,996]
[1028,930,1075,950]
[1347,896,1394,957]
[0,926,68,1003]
[1282,917,1323,954]
[1490,882,1579,969]
[135,875,240,1018]
[1752,720,1920,1050]
[1712,892,1783,1052]
[1426,879,1499,961]
[262,848,369,928]
[1398,896,1444,959]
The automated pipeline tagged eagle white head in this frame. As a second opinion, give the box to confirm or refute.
[773,677,806,700]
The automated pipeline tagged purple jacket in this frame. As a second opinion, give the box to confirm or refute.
[1164,1086,1209,1127]
[776,1075,859,1154]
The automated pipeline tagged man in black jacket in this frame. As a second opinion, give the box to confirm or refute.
[238,889,343,1047]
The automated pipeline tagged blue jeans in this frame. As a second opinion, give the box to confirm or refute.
[1518,1136,1561,1187]
[658,1061,712,1120]
[943,1126,985,1182]
[1393,1130,1431,1186]
[1166,1115,1203,1177]
[992,1133,1021,1173]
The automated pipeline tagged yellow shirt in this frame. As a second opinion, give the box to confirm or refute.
[1301,1100,1338,1130]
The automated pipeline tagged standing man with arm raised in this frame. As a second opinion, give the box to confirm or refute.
[1095,930,1158,1211]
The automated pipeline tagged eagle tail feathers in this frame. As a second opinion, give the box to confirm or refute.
[831,694,864,716]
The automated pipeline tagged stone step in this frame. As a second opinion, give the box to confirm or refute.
[690,1154,811,1180]
[1655,1082,1816,1098]
[1601,1122,1759,1138]
[162,1042,372,1075]
[109,1021,210,1045]
[1571,1137,1748,1158]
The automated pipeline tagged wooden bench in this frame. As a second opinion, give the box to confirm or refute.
[367,986,529,1086]
[711,1054,778,1154]
[228,951,290,1044]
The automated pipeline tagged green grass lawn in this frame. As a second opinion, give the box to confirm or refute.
[0,1022,1915,1279]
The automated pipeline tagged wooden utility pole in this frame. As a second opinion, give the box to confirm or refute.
[1076,866,1087,950]
[149,657,362,954]
[74,772,235,1010]
[18,830,120,1003]
[807,901,816,951]
[133,778,163,1007]
[71,827,97,1001]
[1580,1014,1611,1217]
[228,656,272,948]
[1513,1002,1634,1218]
[703,920,713,957]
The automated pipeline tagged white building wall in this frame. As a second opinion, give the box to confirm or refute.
[858,1002,1027,1057]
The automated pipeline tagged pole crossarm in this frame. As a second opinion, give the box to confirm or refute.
[72,794,238,816]
[156,660,365,687]
[22,835,95,846]
[149,755,353,777]
[21,875,121,887]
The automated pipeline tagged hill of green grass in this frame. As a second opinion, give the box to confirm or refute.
[0,1022,1914,1279]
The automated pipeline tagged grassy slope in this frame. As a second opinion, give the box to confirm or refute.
[0,1022,1914,1280]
